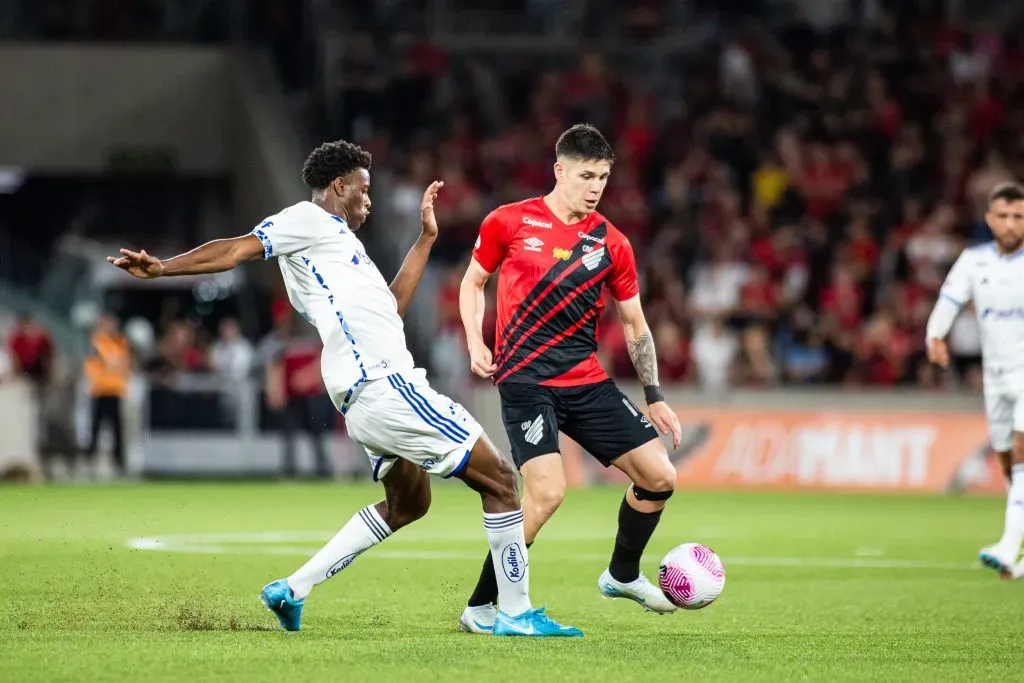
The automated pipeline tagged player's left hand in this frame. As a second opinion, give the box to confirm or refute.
[420,180,444,239]
[648,401,682,449]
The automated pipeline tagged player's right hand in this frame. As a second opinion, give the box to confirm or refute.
[107,249,165,279]
[926,338,949,368]
[469,341,498,378]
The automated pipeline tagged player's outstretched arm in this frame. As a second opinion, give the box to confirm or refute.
[106,234,265,279]
[925,250,973,368]
[459,258,498,378]
[615,294,682,448]
[390,181,443,318]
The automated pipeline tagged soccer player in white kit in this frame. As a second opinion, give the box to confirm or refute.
[107,140,582,636]
[926,181,1024,579]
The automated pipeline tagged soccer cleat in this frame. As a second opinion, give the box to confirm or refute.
[459,603,497,634]
[598,568,677,614]
[260,578,304,631]
[978,545,1016,579]
[492,608,583,637]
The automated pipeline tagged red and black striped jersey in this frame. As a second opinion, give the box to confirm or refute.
[472,196,639,387]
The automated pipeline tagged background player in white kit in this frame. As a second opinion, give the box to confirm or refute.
[107,140,582,637]
[926,181,1024,579]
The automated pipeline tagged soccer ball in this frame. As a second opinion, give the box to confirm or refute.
[658,543,726,610]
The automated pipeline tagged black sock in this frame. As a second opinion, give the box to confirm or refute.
[468,541,532,607]
[608,494,663,583]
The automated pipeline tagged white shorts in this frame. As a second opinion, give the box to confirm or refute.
[984,371,1024,452]
[340,369,482,482]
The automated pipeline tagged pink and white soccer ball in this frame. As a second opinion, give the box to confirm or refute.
[658,543,726,610]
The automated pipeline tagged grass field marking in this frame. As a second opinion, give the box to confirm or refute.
[125,532,978,571]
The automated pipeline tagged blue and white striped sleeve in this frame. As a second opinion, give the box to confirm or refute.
[250,208,316,259]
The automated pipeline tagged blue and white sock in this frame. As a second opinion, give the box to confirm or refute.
[996,464,1024,557]
[288,505,392,600]
[484,510,532,617]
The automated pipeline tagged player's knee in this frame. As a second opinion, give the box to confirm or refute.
[390,486,431,530]
[528,482,565,519]
[633,466,676,500]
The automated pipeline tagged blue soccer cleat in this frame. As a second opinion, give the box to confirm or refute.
[492,607,583,638]
[260,579,304,631]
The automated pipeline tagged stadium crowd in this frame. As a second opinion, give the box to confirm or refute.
[7,4,1024,400]
[326,6,1024,392]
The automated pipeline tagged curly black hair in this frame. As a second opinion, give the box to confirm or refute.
[554,123,615,163]
[301,140,372,190]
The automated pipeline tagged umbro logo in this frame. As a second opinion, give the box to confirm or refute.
[523,216,553,229]
[524,237,544,252]
[521,415,544,445]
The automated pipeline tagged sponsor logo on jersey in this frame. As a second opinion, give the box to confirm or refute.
[524,237,544,252]
[552,247,572,261]
[366,359,391,372]
[502,542,526,583]
[326,553,358,578]
[582,246,605,271]
[981,307,1024,320]
[523,216,553,229]
[577,231,605,244]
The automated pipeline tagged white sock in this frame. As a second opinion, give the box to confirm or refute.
[996,465,1024,557]
[484,510,532,617]
[288,505,392,600]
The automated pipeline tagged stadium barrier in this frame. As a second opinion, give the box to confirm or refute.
[473,386,1003,495]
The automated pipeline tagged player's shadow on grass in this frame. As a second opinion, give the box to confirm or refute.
[175,603,277,632]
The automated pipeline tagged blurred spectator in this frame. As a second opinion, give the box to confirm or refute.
[691,318,738,394]
[0,346,10,383]
[210,317,254,425]
[266,328,331,479]
[83,313,131,477]
[8,315,53,386]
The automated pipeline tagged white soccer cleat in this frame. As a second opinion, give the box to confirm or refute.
[1011,560,1024,580]
[459,603,497,634]
[598,568,677,614]
[978,544,1017,579]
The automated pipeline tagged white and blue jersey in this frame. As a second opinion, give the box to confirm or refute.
[927,241,1024,451]
[253,202,481,479]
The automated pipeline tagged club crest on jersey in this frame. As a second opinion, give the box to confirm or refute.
[552,247,572,261]
[524,237,544,252]
[582,247,605,270]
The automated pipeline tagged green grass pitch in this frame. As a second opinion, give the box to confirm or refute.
[1,483,1021,682]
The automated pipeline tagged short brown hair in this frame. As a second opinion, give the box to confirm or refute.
[988,181,1024,206]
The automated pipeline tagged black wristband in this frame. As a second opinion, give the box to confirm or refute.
[643,385,664,405]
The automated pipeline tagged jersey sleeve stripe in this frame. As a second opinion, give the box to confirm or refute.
[252,227,273,259]
[939,292,964,308]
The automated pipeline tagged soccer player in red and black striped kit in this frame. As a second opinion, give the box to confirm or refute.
[458,124,684,633]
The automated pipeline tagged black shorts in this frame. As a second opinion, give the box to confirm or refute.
[497,379,659,469]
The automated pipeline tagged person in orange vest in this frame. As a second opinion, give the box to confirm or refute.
[83,313,131,476]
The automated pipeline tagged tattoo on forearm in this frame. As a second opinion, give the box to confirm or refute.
[627,330,659,386]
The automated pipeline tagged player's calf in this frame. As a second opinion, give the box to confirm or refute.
[607,442,676,588]
[981,431,1024,576]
